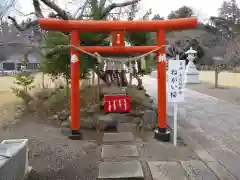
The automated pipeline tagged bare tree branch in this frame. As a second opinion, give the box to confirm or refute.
[0,0,17,20]
[7,16,38,31]
[8,0,43,31]
[40,0,69,20]
[99,0,107,9]
[75,0,89,19]
[8,0,72,31]
[33,0,44,17]
[12,9,35,17]
[48,12,60,18]
[101,0,140,19]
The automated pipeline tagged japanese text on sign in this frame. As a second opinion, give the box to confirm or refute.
[104,95,131,113]
[167,60,185,102]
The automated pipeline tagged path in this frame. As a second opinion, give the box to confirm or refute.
[140,73,240,180]
[172,89,240,180]
[97,122,217,180]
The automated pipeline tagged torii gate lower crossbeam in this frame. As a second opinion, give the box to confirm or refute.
[38,18,198,141]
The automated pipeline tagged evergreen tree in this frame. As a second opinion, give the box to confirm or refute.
[168,6,194,19]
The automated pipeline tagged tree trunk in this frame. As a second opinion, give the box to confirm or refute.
[96,74,101,105]
[129,73,132,85]
[41,72,45,88]
[122,71,128,86]
[215,67,219,88]
[92,71,95,84]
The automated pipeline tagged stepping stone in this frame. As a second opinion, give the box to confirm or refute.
[148,161,188,180]
[98,161,144,179]
[103,132,134,143]
[101,144,138,158]
[97,114,117,130]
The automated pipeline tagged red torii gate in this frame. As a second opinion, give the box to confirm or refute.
[38,17,198,141]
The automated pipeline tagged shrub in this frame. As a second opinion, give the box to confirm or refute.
[11,74,35,105]
[42,88,68,112]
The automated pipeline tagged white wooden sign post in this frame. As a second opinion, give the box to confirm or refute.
[167,57,185,146]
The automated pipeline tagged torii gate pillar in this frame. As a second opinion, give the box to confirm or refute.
[155,29,170,141]
[69,31,81,139]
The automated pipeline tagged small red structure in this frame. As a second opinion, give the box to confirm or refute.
[38,17,198,141]
[104,95,131,113]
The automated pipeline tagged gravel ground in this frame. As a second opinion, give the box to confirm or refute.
[0,116,198,180]
[0,116,101,180]
[187,83,240,105]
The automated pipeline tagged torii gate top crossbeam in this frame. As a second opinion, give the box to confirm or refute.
[38,18,198,32]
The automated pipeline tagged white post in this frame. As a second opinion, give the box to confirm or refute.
[174,54,179,146]
[173,103,178,146]
[168,55,185,147]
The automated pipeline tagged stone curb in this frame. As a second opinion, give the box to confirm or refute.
[167,114,238,180]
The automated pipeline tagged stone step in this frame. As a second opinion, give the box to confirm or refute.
[98,161,144,180]
[102,132,134,143]
[101,144,138,158]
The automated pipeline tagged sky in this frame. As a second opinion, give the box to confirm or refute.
[15,0,240,22]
